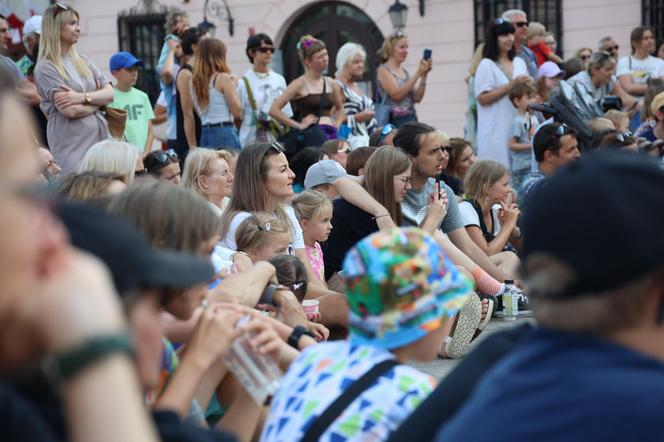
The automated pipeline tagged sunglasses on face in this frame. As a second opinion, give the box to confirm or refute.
[256,46,276,54]
[515,21,529,28]
[580,55,590,61]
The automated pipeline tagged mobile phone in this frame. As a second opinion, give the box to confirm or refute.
[436,180,441,200]
[423,49,432,60]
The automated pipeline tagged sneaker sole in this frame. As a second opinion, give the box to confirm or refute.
[441,293,482,359]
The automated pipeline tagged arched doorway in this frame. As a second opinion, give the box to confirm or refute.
[280,1,384,96]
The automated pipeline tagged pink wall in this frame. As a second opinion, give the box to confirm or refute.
[71,0,641,138]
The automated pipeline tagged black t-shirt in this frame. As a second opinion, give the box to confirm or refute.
[439,172,463,196]
[322,198,378,281]
[0,383,58,442]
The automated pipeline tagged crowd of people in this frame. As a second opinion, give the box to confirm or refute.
[1,3,664,441]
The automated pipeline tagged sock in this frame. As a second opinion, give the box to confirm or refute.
[471,267,504,296]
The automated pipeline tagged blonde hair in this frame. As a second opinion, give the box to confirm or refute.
[181,148,231,197]
[298,34,326,63]
[604,109,629,130]
[79,139,139,183]
[192,38,230,110]
[38,4,92,80]
[463,160,509,203]
[377,32,407,64]
[434,130,450,146]
[235,212,289,254]
[292,190,332,223]
[56,171,125,201]
[526,22,546,42]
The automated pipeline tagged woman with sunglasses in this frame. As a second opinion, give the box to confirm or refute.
[575,47,593,68]
[144,149,181,185]
[34,3,115,173]
[375,31,431,128]
[238,33,292,147]
[475,19,530,168]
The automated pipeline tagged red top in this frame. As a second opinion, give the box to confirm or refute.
[529,42,553,66]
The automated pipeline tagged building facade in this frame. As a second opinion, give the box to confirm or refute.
[16,0,645,135]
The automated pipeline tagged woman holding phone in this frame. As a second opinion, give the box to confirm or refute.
[375,31,432,127]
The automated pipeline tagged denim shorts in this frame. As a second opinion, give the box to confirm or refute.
[200,124,241,150]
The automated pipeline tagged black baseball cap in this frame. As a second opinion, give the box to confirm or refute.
[58,203,214,295]
[522,150,664,297]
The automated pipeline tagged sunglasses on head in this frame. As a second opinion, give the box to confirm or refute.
[390,30,405,40]
[54,2,69,16]
[615,131,634,144]
[256,46,276,54]
[378,124,395,144]
[154,149,178,164]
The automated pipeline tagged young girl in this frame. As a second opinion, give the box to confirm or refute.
[292,190,333,287]
[459,160,522,276]
[235,212,292,263]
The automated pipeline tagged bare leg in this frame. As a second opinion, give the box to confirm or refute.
[489,251,519,279]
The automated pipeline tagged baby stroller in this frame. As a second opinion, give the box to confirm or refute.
[528,80,618,152]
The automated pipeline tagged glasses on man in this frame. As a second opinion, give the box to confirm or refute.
[256,46,276,54]
[580,55,590,61]
[515,21,529,28]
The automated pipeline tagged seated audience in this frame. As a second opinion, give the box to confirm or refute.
[79,139,140,183]
[181,148,234,216]
[345,146,376,176]
[368,123,397,147]
[321,139,351,169]
[458,160,521,275]
[261,227,473,441]
[442,137,475,196]
[56,170,127,202]
[436,151,664,442]
[235,212,292,262]
[144,149,182,185]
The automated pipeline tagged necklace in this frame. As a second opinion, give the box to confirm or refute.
[253,69,270,79]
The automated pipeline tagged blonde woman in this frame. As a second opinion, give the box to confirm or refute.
[375,31,431,127]
[191,38,242,150]
[79,139,140,183]
[181,148,234,216]
[35,3,114,173]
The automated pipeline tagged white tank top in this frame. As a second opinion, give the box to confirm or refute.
[193,73,232,125]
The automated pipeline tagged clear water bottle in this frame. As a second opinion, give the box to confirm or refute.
[503,280,519,321]
[222,316,282,405]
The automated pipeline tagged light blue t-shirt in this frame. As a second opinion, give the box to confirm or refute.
[510,114,534,173]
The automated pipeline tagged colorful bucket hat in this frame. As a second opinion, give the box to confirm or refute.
[341,227,473,350]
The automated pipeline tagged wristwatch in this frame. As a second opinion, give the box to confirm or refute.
[287,325,316,349]
[41,334,134,386]
[259,283,290,306]
[84,93,92,104]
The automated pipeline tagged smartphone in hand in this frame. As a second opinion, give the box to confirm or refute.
[423,49,432,60]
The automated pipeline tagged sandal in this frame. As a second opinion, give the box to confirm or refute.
[439,293,482,359]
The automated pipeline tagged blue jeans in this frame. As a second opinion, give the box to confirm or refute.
[200,125,241,150]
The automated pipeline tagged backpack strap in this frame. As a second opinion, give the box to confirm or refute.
[300,358,398,442]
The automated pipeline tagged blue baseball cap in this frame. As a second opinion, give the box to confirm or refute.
[109,51,144,71]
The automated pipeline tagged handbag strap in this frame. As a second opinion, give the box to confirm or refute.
[242,76,257,112]
[300,358,398,442]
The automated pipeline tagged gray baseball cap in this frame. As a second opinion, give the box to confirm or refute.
[304,160,347,189]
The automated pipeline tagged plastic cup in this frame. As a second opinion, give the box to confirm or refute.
[302,299,320,316]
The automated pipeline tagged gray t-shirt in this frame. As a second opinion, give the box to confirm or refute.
[402,178,464,233]
[510,114,534,173]
[34,54,110,173]
[0,54,24,86]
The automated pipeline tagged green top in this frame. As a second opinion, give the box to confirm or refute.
[109,86,155,151]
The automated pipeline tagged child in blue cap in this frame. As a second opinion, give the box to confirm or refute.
[108,51,154,155]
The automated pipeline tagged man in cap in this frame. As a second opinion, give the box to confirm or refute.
[261,227,473,441]
[16,15,40,77]
[437,150,664,441]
